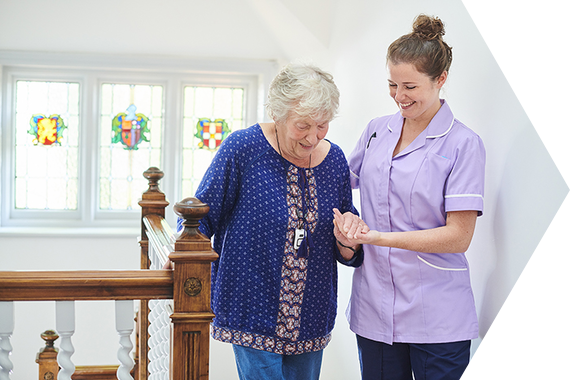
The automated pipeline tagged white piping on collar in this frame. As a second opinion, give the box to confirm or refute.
[427,118,454,139]
[386,116,454,138]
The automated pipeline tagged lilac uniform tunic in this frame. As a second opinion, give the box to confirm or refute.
[346,100,485,344]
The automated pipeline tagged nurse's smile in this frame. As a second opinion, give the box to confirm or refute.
[387,62,447,128]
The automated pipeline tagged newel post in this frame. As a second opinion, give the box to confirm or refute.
[36,330,59,380]
[138,167,169,380]
[169,198,218,380]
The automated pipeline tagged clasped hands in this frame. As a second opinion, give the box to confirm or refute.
[333,208,377,248]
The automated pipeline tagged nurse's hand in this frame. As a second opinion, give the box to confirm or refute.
[333,208,383,247]
[333,209,370,240]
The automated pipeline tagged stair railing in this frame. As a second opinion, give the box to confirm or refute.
[0,167,217,380]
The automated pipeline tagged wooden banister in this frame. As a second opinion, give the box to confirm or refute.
[71,365,120,380]
[168,197,218,380]
[137,167,170,380]
[143,214,174,266]
[0,270,173,301]
[0,167,217,380]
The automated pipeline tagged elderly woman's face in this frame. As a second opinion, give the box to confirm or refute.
[277,113,329,164]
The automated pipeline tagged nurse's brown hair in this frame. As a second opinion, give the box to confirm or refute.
[387,14,453,80]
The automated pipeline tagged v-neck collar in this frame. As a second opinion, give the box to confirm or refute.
[387,99,455,158]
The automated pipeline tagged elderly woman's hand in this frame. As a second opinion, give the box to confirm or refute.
[333,208,370,240]
[332,208,372,260]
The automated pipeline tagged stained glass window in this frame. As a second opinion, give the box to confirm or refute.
[29,114,67,146]
[195,118,230,150]
[100,84,163,211]
[111,104,150,150]
[182,86,244,197]
[14,81,80,210]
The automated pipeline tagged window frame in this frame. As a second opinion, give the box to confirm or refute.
[0,51,277,233]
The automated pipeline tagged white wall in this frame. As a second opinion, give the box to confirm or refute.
[1,1,568,379]
[323,0,568,356]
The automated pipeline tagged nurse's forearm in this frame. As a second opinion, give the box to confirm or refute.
[364,210,477,253]
[372,228,468,253]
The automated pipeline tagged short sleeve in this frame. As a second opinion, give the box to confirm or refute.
[347,120,376,189]
[444,133,486,216]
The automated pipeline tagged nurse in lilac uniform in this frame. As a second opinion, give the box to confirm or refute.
[333,14,485,380]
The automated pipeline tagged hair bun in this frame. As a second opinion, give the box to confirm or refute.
[412,14,445,41]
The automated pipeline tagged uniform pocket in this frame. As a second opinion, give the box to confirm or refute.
[417,255,467,271]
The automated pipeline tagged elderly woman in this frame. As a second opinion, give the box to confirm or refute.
[191,63,363,380]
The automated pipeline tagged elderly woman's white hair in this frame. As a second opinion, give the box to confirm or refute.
[266,62,340,124]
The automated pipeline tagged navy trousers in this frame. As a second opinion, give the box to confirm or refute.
[356,335,471,380]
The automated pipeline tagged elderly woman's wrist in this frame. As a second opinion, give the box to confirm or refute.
[337,239,359,253]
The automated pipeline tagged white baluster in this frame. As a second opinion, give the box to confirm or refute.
[148,300,159,380]
[0,302,14,380]
[148,299,170,380]
[115,300,134,380]
[56,301,75,380]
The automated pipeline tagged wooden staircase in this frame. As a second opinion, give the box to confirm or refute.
[0,167,218,380]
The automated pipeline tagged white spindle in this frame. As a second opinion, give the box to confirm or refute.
[145,222,174,380]
[148,299,170,380]
[56,301,76,380]
[115,300,134,380]
[0,302,14,380]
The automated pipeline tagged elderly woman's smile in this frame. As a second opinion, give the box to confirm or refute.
[275,114,329,166]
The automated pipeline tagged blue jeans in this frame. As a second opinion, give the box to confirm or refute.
[232,345,324,380]
[356,335,470,380]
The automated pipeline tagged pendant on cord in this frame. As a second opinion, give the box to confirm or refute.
[294,228,314,258]
[294,228,305,250]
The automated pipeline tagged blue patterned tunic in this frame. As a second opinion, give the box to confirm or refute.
[193,124,361,355]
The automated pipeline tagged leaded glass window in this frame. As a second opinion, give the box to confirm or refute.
[100,84,163,210]
[1,58,266,229]
[14,81,80,210]
[182,86,244,197]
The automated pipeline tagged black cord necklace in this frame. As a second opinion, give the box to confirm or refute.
[274,125,314,258]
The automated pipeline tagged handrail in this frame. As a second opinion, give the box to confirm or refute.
[0,270,173,301]
[0,167,217,380]
[143,213,175,268]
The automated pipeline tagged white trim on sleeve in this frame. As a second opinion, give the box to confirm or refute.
[445,194,483,199]
[350,170,360,179]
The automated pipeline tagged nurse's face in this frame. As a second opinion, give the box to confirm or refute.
[387,62,447,126]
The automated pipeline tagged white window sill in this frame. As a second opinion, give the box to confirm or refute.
[0,226,140,238]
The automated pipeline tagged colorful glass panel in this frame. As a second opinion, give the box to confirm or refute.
[28,114,67,146]
[195,118,230,150]
[100,83,163,211]
[182,86,244,197]
[14,81,79,210]
[111,104,150,150]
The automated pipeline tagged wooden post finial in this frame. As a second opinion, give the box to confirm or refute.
[40,330,59,352]
[37,330,59,380]
[174,197,209,233]
[173,197,213,251]
[142,167,164,194]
